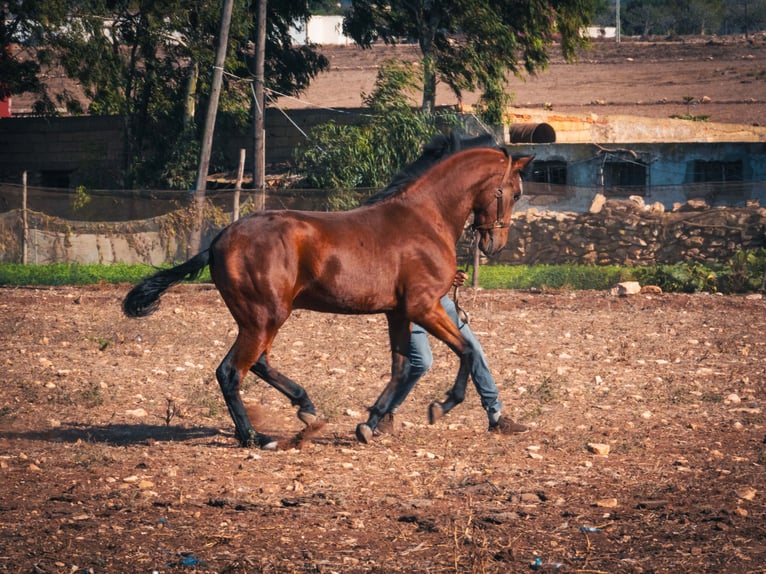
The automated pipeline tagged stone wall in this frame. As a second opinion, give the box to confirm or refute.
[492,196,766,266]
[2,194,765,266]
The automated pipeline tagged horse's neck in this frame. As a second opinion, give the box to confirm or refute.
[412,153,499,233]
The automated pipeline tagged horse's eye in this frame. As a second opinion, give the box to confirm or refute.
[513,192,521,201]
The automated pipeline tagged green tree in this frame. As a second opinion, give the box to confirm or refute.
[294,60,458,205]
[0,0,71,112]
[343,0,599,121]
[11,1,328,189]
[722,0,766,35]
[622,0,726,37]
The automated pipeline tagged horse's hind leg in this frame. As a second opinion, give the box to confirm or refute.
[217,334,277,449]
[250,352,318,424]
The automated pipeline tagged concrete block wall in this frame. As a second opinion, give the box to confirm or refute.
[215,107,358,169]
[0,116,124,188]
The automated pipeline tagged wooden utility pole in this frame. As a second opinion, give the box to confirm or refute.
[189,0,235,254]
[253,0,267,208]
[233,148,245,222]
[22,171,28,264]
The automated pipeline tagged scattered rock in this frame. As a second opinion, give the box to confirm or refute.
[587,443,611,456]
[614,281,642,296]
[736,487,757,501]
[589,193,606,214]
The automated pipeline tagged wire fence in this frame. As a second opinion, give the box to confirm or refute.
[1,179,765,266]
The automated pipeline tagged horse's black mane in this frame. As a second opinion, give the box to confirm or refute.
[363,131,500,206]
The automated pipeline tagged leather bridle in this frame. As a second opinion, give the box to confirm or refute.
[471,156,520,232]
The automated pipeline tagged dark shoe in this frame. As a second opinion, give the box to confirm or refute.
[488,416,528,434]
[376,412,396,435]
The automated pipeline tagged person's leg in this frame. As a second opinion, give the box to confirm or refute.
[439,296,502,422]
[376,322,433,434]
[387,323,433,413]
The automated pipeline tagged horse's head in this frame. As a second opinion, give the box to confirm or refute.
[472,152,534,256]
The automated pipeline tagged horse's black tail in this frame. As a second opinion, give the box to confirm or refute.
[123,250,211,318]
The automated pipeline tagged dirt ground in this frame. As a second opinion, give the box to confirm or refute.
[1,284,765,573]
[276,37,766,127]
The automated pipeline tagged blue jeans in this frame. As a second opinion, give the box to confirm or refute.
[388,295,502,423]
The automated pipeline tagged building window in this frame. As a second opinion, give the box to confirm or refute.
[692,160,743,182]
[603,160,647,196]
[528,160,567,185]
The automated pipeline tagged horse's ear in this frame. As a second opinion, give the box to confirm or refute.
[515,155,535,174]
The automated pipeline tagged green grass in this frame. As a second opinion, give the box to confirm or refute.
[477,263,630,291]
[1,251,764,293]
[0,263,211,286]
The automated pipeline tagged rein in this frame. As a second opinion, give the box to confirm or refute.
[452,229,478,328]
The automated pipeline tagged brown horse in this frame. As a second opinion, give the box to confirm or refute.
[123,133,532,449]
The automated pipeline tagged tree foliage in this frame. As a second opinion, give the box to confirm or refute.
[294,60,458,207]
[3,1,328,189]
[621,0,766,37]
[343,0,599,120]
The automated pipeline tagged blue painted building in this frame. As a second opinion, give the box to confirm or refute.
[509,142,766,212]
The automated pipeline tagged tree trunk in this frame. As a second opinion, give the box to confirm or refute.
[183,62,198,127]
[417,8,438,114]
[190,0,235,255]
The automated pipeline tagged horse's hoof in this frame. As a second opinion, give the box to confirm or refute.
[298,410,317,426]
[355,423,374,444]
[261,440,278,450]
[428,401,444,424]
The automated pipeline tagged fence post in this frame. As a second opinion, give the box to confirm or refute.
[22,171,28,264]
[233,148,245,222]
[471,242,480,287]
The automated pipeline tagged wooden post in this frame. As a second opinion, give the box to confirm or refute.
[471,241,480,287]
[233,148,245,222]
[253,0,267,210]
[190,0,235,254]
[22,171,28,264]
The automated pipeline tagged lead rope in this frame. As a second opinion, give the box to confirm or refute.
[452,228,477,328]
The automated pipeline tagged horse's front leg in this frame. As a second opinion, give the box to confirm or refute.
[355,313,411,443]
[250,352,318,425]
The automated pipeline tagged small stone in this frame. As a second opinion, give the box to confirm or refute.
[736,486,757,501]
[125,408,148,418]
[726,393,741,404]
[594,498,619,508]
[520,492,542,504]
[588,193,606,214]
[587,443,611,456]
[615,281,641,296]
